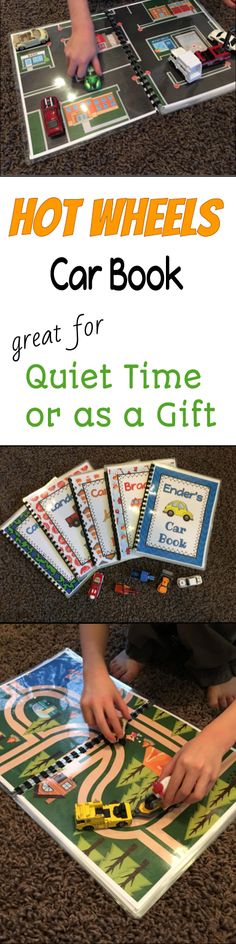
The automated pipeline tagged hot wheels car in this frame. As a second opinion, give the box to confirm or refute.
[114,583,138,595]
[131,569,155,583]
[177,575,202,589]
[74,800,132,830]
[157,570,174,595]
[169,47,202,82]
[136,776,171,817]
[208,28,236,52]
[163,500,193,522]
[83,64,102,91]
[41,97,64,138]
[195,45,231,67]
[88,572,104,600]
[13,28,49,52]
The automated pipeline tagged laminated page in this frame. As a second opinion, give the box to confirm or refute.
[135,464,220,569]
[0,507,83,597]
[69,468,118,567]
[23,464,93,579]
[0,649,235,919]
[105,458,176,559]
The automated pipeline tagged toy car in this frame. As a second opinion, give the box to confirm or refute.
[208,28,236,53]
[195,45,231,68]
[83,64,102,91]
[114,583,138,595]
[13,28,49,52]
[74,800,132,830]
[87,572,104,600]
[131,569,155,583]
[136,776,170,817]
[157,570,174,595]
[177,575,202,589]
[163,500,193,522]
[169,47,202,83]
[41,97,64,138]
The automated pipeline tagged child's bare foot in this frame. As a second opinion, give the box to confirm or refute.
[207,677,236,711]
[110,650,144,683]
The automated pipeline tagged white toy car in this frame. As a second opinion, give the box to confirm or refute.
[169,47,202,83]
[13,29,49,52]
[208,28,236,53]
[177,575,203,589]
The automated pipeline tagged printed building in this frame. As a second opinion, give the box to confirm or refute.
[65,93,119,127]
[95,32,120,51]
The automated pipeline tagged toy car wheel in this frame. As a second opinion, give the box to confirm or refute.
[166,510,174,516]
[115,822,125,829]
[183,514,190,521]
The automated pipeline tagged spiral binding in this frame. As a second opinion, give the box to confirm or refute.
[134,463,155,548]
[14,702,147,796]
[2,527,72,597]
[104,470,122,561]
[68,477,98,567]
[106,11,161,110]
[23,498,82,579]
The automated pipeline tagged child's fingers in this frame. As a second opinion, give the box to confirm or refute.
[162,762,186,807]
[106,703,124,739]
[77,58,91,79]
[95,707,116,742]
[92,54,102,75]
[160,756,176,780]
[67,57,80,78]
[114,691,131,720]
[82,704,96,729]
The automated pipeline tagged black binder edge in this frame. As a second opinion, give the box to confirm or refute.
[14,702,147,796]
[133,462,155,549]
[68,476,98,567]
[104,469,122,561]
[107,10,161,110]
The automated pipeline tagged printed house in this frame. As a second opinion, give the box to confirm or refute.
[65,93,118,127]
[36,772,76,802]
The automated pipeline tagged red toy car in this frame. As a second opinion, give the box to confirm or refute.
[114,583,138,595]
[41,97,64,137]
[88,572,104,600]
[195,44,231,68]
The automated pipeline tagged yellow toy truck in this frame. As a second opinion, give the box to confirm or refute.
[74,800,132,831]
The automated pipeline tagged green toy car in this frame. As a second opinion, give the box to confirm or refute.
[84,65,102,92]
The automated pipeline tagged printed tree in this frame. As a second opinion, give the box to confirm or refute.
[185,775,236,841]
[116,756,146,787]
[21,751,57,779]
[151,708,170,723]
[98,842,152,894]
[208,773,236,808]
[76,837,151,896]
[76,833,105,864]
[120,768,156,809]
[102,841,138,875]
[172,719,194,738]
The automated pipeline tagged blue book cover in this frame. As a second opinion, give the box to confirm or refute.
[134,464,220,570]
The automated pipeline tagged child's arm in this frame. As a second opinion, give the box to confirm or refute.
[65,0,102,78]
[162,700,236,808]
[80,624,131,742]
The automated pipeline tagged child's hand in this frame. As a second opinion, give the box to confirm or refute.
[65,21,102,79]
[223,0,236,7]
[162,729,223,809]
[81,665,131,742]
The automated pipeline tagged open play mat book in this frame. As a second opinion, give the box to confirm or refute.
[0,649,236,918]
[0,458,220,595]
[11,3,236,160]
